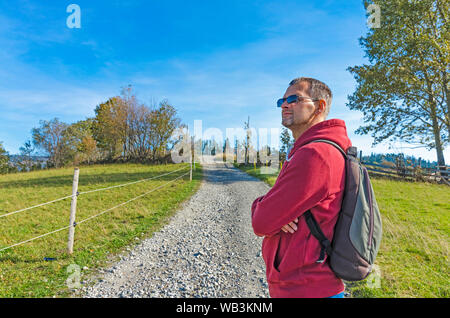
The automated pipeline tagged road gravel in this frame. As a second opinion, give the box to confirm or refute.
[82,163,271,298]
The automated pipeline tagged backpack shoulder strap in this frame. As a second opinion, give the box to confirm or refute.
[307,139,347,159]
[304,210,333,263]
[303,139,349,263]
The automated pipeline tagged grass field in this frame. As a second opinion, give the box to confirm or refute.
[0,163,202,297]
[235,164,449,298]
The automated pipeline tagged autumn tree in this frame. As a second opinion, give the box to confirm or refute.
[65,118,98,164]
[347,0,449,166]
[78,135,97,164]
[92,96,127,159]
[127,103,153,160]
[120,85,139,158]
[93,87,182,163]
[148,99,182,162]
[32,118,70,168]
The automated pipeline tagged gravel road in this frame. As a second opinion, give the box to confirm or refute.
[82,163,271,298]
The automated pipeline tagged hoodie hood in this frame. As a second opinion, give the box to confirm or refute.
[288,119,352,159]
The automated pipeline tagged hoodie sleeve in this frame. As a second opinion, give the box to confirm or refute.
[251,146,331,237]
[251,195,265,214]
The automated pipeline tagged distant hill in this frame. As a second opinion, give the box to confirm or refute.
[361,152,438,169]
[7,154,49,171]
[8,154,49,162]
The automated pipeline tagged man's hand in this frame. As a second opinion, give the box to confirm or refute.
[281,217,299,234]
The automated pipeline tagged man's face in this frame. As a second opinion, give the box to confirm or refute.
[281,82,317,129]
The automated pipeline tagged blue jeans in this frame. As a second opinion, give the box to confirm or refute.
[328,292,345,298]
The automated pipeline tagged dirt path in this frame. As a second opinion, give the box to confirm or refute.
[82,163,271,298]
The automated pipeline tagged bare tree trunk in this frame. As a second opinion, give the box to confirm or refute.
[425,74,446,166]
[444,74,450,141]
[431,102,446,166]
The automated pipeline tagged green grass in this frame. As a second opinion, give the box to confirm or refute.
[235,163,450,298]
[233,163,280,186]
[0,163,202,297]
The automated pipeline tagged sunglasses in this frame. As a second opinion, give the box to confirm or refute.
[277,95,319,108]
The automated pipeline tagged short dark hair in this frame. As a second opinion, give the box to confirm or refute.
[289,77,333,117]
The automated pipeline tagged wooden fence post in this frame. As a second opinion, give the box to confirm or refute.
[190,138,193,181]
[190,158,193,181]
[192,136,195,171]
[67,168,80,254]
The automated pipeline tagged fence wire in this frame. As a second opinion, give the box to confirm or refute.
[0,166,189,219]
[0,170,190,253]
[0,194,75,219]
[77,166,188,195]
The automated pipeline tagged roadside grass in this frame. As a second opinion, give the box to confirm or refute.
[234,164,279,187]
[0,163,202,297]
[234,163,449,298]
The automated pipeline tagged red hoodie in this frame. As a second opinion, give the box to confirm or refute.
[251,119,351,298]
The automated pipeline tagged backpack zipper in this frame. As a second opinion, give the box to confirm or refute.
[364,168,374,248]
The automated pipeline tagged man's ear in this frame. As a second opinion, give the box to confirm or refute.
[316,99,327,115]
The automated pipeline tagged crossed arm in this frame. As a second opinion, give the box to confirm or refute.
[250,146,330,238]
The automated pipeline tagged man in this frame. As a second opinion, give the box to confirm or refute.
[251,77,351,298]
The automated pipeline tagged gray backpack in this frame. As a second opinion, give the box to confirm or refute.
[304,139,382,281]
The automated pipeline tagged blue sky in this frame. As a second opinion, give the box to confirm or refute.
[0,0,448,162]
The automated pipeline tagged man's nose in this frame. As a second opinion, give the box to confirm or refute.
[281,100,291,109]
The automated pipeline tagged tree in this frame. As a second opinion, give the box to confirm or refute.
[347,0,449,166]
[280,127,294,162]
[223,137,232,162]
[64,118,98,164]
[32,118,70,168]
[78,135,97,164]
[148,99,182,162]
[18,140,34,171]
[92,96,127,160]
[93,87,183,163]
[244,116,251,164]
[31,117,98,168]
[120,85,139,159]
[127,103,153,160]
[0,142,10,174]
